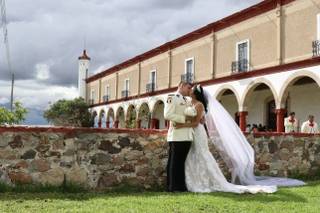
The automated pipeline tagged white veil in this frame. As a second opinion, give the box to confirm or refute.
[203,88,305,187]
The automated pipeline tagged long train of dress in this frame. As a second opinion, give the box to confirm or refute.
[202,88,305,188]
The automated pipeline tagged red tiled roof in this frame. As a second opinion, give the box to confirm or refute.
[78,50,91,60]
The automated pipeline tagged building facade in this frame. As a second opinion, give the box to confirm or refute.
[82,0,320,132]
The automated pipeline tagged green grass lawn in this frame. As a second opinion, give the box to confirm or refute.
[0,181,319,213]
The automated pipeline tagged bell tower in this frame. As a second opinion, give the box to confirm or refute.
[78,49,90,99]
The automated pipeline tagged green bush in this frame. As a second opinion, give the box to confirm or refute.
[43,97,93,127]
[0,101,28,125]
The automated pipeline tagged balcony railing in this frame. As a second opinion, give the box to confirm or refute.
[146,82,156,93]
[121,90,130,98]
[312,40,320,57]
[103,95,109,102]
[88,99,94,105]
[181,73,194,83]
[231,59,249,73]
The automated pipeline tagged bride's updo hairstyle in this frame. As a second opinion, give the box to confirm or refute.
[192,84,208,113]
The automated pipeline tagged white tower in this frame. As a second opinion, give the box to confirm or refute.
[78,49,90,99]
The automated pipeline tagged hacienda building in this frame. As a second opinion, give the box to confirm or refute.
[78,0,320,132]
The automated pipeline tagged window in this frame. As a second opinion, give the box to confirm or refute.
[185,58,194,75]
[150,70,156,84]
[183,57,194,83]
[314,14,320,57]
[90,89,95,100]
[90,89,95,104]
[236,39,250,72]
[122,79,130,98]
[147,70,157,92]
[125,79,130,91]
[317,14,320,40]
[104,85,110,102]
[105,85,110,96]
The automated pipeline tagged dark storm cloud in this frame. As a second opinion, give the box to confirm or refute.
[0,0,262,124]
[0,0,261,87]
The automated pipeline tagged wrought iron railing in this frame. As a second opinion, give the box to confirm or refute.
[231,59,249,73]
[121,90,130,98]
[146,82,156,93]
[181,73,194,83]
[88,99,94,105]
[103,95,109,102]
[312,40,320,57]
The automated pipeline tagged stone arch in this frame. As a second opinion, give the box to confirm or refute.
[116,106,125,128]
[214,84,241,105]
[136,102,150,116]
[91,110,98,117]
[241,79,278,131]
[98,109,106,128]
[92,110,98,128]
[106,108,115,128]
[126,104,137,128]
[151,100,165,129]
[278,72,320,128]
[137,102,150,129]
[149,97,166,113]
[279,71,320,108]
[214,86,240,125]
[241,78,279,110]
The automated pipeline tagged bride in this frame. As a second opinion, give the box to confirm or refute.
[174,84,305,193]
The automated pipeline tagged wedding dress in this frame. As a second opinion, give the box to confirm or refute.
[184,89,305,193]
[185,109,277,194]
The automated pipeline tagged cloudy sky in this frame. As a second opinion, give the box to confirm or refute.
[0,0,260,125]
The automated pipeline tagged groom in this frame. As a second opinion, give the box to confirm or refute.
[164,81,194,192]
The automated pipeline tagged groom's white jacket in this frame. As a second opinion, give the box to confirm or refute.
[164,92,196,142]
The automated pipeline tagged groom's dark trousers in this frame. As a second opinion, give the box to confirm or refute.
[167,141,191,192]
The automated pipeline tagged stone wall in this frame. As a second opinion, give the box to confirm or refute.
[0,127,320,190]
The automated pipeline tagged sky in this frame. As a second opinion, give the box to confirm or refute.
[0,0,260,125]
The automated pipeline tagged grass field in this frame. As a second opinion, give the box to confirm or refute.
[0,181,319,213]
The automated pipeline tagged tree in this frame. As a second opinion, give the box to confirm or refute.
[43,97,93,127]
[0,101,28,125]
